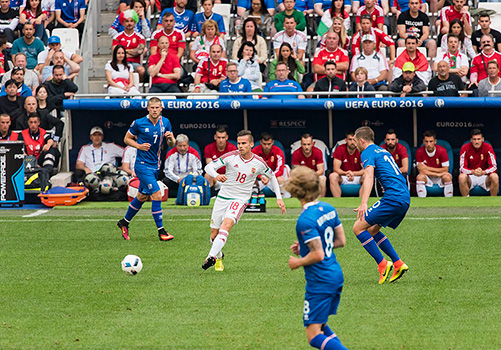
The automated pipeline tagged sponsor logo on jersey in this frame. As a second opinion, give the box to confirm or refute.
[145,128,149,132]
[251,167,256,173]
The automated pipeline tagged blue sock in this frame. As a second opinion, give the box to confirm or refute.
[374,231,400,263]
[310,333,348,350]
[322,324,334,336]
[356,230,384,265]
[151,200,163,229]
[125,197,144,222]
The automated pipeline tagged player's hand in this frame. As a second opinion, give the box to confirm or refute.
[261,176,269,185]
[164,131,174,139]
[290,241,300,255]
[216,175,227,182]
[288,256,301,270]
[277,199,286,214]
[354,202,368,221]
[138,143,151,151]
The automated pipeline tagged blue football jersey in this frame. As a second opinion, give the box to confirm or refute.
[128,116,172,170]
[361,144,410,203]
[219,77,253,99]
[296,201,344,293]
[160,8,194,33]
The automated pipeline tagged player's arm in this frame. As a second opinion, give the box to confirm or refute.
[204,158,227,182]
[263,170,286,214]
[352,168,365,177]
[316,162,325,177]
[124,131,150,151]
[401,157,409,174]
[355,165,374,221]
[333,158,347,176]
[288,237,324,270]
[333,225,346,248]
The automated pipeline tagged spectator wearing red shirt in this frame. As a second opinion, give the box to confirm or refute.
[112,10,146,81]
[312,31,349,82]
[291,133,326,197]
[459,129,498,196]
[381,129,409,174]
[352,14,395,66]
[355,0,385,31]
[203,125,237,188]
[148,36,181,93]
[192,44,227,93]
[253,132,290,196]
[440,0,472,36]
[150,12,186,61]
[415,130,453,197]
[469,34,501,88]
[329,131,364,197]
[393,36,431,84]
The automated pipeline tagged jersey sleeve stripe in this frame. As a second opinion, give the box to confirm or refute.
[304,236,321,244]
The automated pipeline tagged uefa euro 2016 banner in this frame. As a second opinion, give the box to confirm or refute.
[64,97,501,111]
[64,97,501,171]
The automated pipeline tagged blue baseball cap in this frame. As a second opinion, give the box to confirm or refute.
[48,36,61,44]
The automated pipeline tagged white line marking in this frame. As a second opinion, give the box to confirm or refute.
[0,216,499,223]
[22,210,49,218]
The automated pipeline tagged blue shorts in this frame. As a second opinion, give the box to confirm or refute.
[365,197,409,229]
[303,287,343,327]
[135,164,160,196]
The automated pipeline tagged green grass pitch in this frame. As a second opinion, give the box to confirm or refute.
[0,197,500,349]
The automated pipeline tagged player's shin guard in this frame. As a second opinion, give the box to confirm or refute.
[444,182,453,197]
[151,200,163,229]
[356,231,384,265]
[416,181,426,197]
[208,229,228,258]
[374,232,400,263]
[125,197,144,222]
[310,333,348,350]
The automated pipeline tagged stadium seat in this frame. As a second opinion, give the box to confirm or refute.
[51,28,80,53]
[213,4,231,37]
[331,139,360,197]
[422,139,454,197]
[290,139,330,175]
[189,141,202,159]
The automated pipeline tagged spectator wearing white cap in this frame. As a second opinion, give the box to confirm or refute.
[349,33,389,91]
[36,35,83,74]
[75,126,125,191]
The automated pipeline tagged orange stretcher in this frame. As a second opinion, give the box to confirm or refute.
[38,186,89,207]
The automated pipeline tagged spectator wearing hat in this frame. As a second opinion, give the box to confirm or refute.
[11,23,45,70]
[393,35,431,85]
[36,35,83,74]
[55,0,86,38]
[2,53,39,92]
[350,33,389,91]
[41,50,80,83]
[75,126,125,191]
[45,64,78,113]
[428,60,465,97]
[389,61,426,97]
[0,79,26,125]
[0,67,32,97]
[112,9,146,82]
[109,0,151,38]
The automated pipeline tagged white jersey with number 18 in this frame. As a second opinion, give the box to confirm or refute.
[210,151,273,201]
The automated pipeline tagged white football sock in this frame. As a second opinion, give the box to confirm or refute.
[416,181,427,198]
[208,229,228,258]
[444,182,453,197]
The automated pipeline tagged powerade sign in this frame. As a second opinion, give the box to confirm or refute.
[0,142,25,205]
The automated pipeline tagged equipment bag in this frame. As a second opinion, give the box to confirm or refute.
[176,174,210,206]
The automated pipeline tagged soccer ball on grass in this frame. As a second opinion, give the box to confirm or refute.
[121,255,143,275]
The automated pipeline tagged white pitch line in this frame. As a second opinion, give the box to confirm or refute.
[0,216,499,223]
[22,209,49,218]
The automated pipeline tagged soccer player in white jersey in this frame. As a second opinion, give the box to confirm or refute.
[202,130,287,271]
